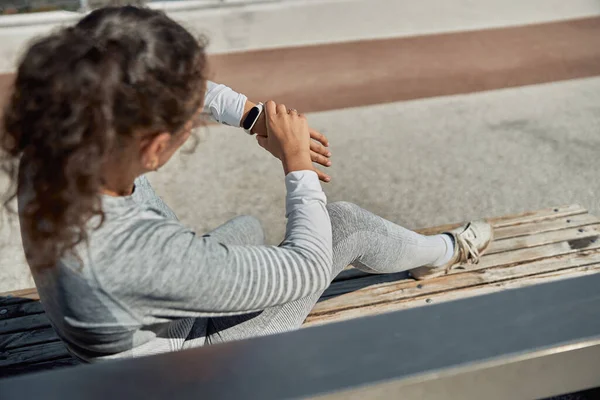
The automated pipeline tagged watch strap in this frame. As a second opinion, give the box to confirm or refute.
[243,102,264,135]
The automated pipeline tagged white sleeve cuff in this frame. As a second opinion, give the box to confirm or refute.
[284,170,326,217]
[203,81,248,127]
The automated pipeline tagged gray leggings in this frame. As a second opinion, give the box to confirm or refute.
[186,201,448,346]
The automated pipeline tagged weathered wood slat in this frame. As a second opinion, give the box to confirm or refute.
[0,313,51,335]
[412,264,600,308]
[321,273,407,299]
[460,235,600,275]
[416,204,586,236]
[305,262,600,327]
[0,297,33,307]
[0,340,70,368]
[0,288,41,306]
[0,301,45,321]
[491,204,587,228]
[0,327,60,350]
[494,213,599,240]
[488,224,600,254]
[311,248,600,317]
[0,357,80,379]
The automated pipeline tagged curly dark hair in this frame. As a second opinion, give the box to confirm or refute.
[0,6,207,269]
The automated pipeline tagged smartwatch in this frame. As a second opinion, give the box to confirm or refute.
[242,102,264,135]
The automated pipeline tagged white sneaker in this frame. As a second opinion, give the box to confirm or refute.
[409,220,494,280]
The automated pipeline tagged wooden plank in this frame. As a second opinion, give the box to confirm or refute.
[0,287,41,301]
[416,204,586,236]
[322,273,408,299]
[494,213,599,240]
[0,297,33,307]
[0,288,40,307]
[488,224,600,255]
[0,327,60,350]
[490,204,587,228]
[0,313,51,335]
[305,263,600,327]
[417,265,600,307]
[0,340,71,368]
[309,248,600,321]
[0,301,45,321]
[335,224,600,282]
[459,235,600,274]
[0,357,80,379]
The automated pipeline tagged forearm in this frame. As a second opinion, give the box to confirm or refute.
[203,81,266,133]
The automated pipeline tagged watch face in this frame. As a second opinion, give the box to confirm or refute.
[243,106,261,130]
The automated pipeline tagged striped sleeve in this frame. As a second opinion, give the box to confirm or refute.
[105,171,333,317]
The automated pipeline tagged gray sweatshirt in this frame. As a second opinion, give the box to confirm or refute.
[18,83,333,361]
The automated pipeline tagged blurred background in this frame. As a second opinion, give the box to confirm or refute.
[0,0,142,14]
[1,0,600,292]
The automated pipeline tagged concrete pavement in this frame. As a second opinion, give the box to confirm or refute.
[148,76,600,245]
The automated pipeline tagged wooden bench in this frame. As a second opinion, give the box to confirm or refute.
[2,204,600,379]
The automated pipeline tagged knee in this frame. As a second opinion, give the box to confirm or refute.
[327,201,360,227]
[327,201,384,244]
[232,215,265,245]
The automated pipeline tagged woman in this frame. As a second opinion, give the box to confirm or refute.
[0,7,492,361]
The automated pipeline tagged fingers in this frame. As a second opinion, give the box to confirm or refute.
[310,150,331,167]
[310,139,332,159]
[309,128,329,147]
[276,103,287,115]
[314,167,331,183]
[256,135,268,149]
[265,100,277,116]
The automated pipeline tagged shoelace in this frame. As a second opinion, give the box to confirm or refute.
[456,230,481,265]
[445,232,480,274]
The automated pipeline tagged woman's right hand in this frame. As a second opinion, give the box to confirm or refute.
[256,101,314,176]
